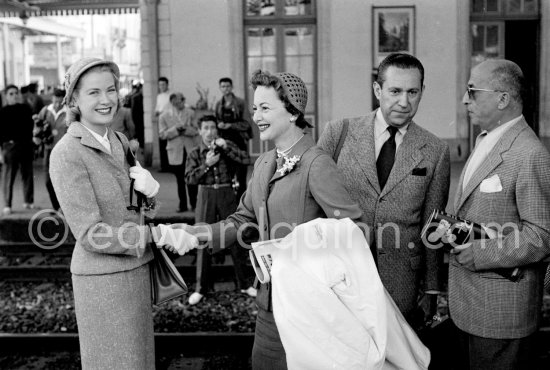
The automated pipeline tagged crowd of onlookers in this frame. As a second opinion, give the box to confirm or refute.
[0,82,145,216]
[153,75,257,304]
[0,75,256,304]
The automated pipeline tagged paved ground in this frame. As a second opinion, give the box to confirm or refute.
[1,158,466,219]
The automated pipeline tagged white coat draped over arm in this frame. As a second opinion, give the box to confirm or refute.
[269,218,430,370]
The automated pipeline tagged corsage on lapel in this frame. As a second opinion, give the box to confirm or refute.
[277,155,301,176]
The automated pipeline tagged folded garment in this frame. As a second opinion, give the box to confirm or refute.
[270,217,430,370]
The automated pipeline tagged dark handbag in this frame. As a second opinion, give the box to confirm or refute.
[149,236,188,305]
[115,132,188,305]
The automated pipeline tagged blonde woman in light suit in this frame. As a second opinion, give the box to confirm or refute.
[50,58,198,369]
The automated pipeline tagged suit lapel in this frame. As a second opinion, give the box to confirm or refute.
[69,123,127,171]
[380,122,424,197]
[261,150,278,191]
[108,129,128,168]
[347,114,381,194]
[453,157,469,212]
[455,119,528,211]
[69,122,110,155]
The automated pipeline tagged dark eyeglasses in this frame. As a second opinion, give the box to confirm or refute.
[466,86,506,100]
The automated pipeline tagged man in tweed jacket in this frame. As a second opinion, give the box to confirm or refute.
[318,53,450,325]
[450,59,550,369]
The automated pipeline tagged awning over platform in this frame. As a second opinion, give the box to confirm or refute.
[0,0,138,18]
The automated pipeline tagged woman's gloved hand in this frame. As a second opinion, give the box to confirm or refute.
[155,224,199,255]
[129,162,160,198]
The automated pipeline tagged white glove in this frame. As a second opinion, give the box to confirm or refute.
[129,162,160,198]
[156,224,199,255]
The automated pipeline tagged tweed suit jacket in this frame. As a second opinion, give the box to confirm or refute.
[318,111,450,317]
[449,118,550,339]
[159,107,199,165]
[208,133,364,311]
[50,122,155,276]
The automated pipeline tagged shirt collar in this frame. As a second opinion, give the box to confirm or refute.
[476,115,522,154]
[82,124,110,152]
[374,108,409,139]
[485,115,522,137]
[47,104,67,120]
[200,139,212,152]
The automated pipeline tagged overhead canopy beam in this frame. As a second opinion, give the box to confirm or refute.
[0,0,138,17]
[0,15,86,37]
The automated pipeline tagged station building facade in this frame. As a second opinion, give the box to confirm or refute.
[139,0,549,164]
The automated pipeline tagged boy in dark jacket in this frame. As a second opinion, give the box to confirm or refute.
[185,115,256,305]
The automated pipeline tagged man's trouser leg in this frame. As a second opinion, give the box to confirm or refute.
[2,145,19,208]
[20,148,34,204]
[217,187,251,290]
[195,186,218,294]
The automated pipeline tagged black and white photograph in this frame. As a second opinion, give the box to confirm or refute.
[373,6,415,66]
[0,0,549,369]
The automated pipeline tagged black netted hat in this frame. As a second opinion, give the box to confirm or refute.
[274,72,308,115]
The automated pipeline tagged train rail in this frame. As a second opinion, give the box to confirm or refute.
[0,332,254,369]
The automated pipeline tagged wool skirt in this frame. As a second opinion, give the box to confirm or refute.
[251,308,287,370]
[72,263,155,370]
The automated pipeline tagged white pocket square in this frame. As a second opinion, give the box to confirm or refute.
[480,174,502,193]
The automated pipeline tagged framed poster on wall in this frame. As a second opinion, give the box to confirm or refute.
[372,6,415,67]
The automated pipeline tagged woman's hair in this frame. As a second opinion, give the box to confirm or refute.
[250,69,311,129]
[66,64,121,125]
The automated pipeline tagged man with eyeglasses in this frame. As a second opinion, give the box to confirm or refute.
[450,59,550,369]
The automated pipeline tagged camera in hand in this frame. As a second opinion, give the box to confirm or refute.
[421,209,522,282]
[209,142,222,155]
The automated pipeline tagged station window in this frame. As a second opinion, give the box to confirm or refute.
[244,0,316,155]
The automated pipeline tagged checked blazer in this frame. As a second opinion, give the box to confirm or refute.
[318,111,450,318]
[450,118,550,339]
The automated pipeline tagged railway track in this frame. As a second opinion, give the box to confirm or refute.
[0,332,254,354]
[0,213,253,282]
[0,330,549,368]
[0,332,254,369]
[0,242,248,282]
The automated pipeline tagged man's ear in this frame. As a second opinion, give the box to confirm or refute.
[373,81,382,100]
[497,92,510,110]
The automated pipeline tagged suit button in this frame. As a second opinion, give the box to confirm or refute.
[263,225,268,231]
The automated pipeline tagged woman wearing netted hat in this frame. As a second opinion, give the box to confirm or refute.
[170,70,364,368]
[49,57,198,369]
